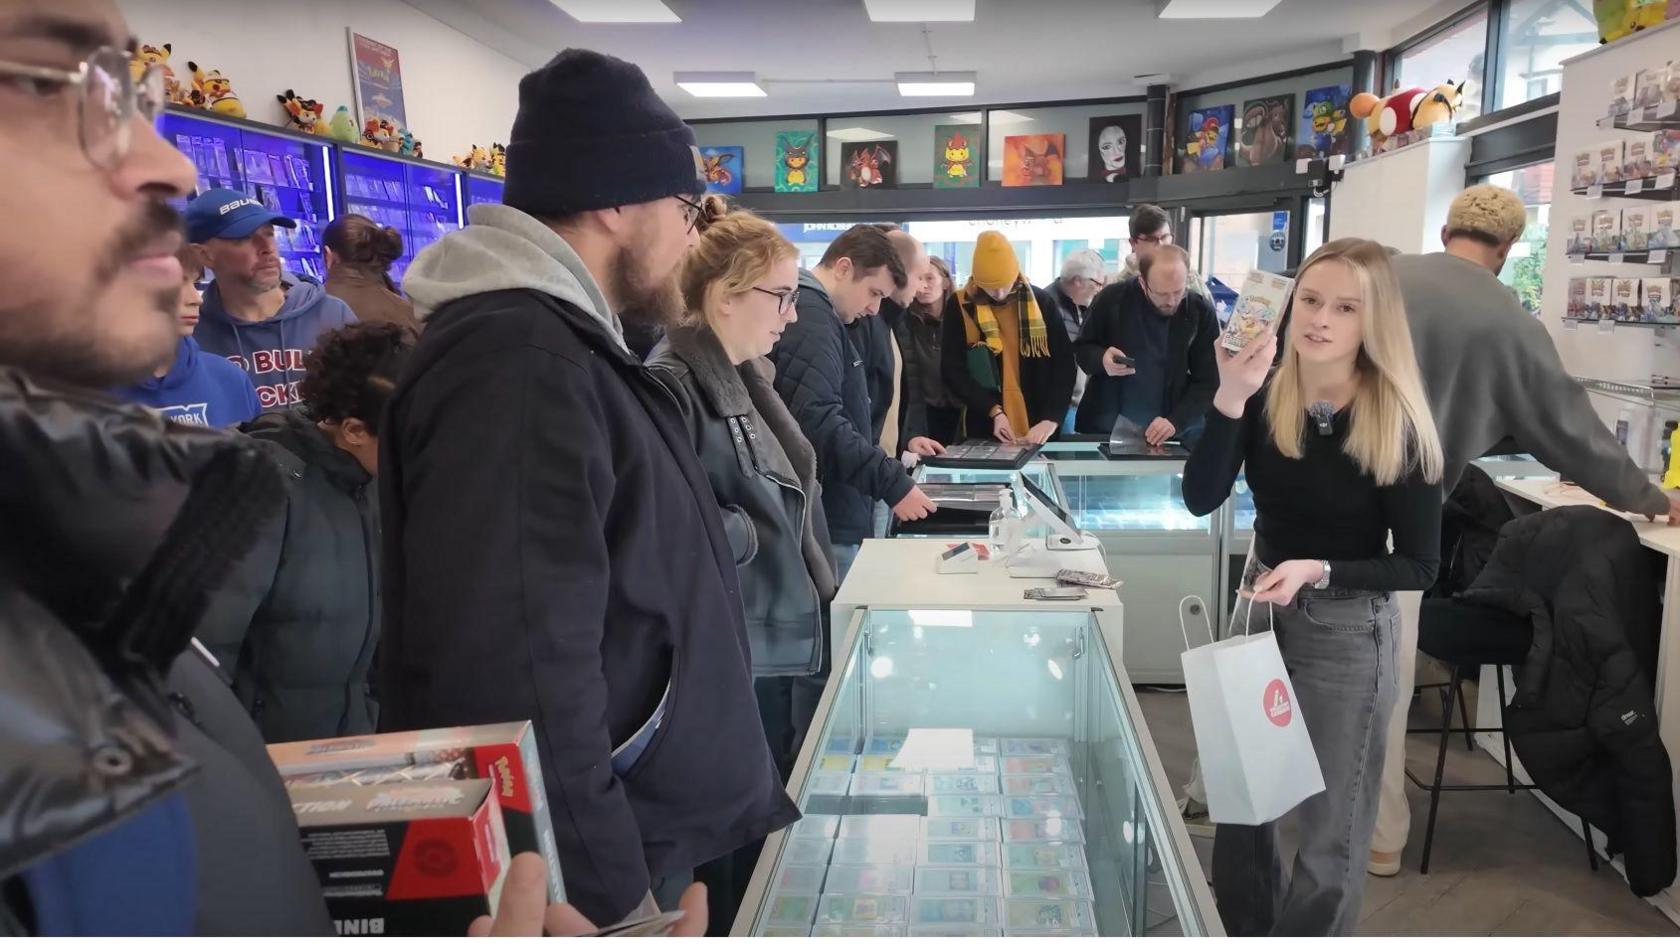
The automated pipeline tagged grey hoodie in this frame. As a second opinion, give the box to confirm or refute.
[403,204,629,356]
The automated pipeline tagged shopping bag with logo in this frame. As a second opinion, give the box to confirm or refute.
[1177,591,1325,825]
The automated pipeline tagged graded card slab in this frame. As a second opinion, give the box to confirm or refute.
[761,926,810,936]
[823,865,917,895]
[855,755,896,773]
[919,840,1004,867]
[930,794,1007,817]
[910,895,1004,926]
[812,925,907,936]
[807,771,850,796]
[818,753,857,772]
[850,772,925,797]
[921,816,1002,842]
[1004,795,1085,820]
[839,814,922,838]
[1001,755,1073,776]
[929,755,1000,775]
[973,737,1001,755]
[863,736,908,756]
[1001,738,1071,757]
[783,838,834,866]
[826,735,857,754]
[1003,817,1085,844]
[831,837,920,866]
[914,867,1003,895]
[1002,773,1079,796]
[910,927,1002,937]
[1004,897,1097,932]
[764,893,819,926]
[927,773,1001,795]
[1005,869,1094,899]
[815,893,911,925]
[774,865,827,895]
[793,813,841,840]
[1005,842,1089,871]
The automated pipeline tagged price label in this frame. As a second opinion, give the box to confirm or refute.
[1587,184,1605,199]
[1564,319,1579,331]
[1610,252,1626,264]
[1627,178,1645,195]
[1653,250,1670,265]
[1659,172,1678,191]
[1600,319,1618,335]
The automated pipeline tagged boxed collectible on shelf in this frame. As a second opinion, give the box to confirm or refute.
[1568,215,1592,255]
[1613,277,1641,320]
[1646,278,1678,323]
[1657,131,1680,175]
[1594,209,1624,253]
[1628,136,1657,179]
[1653,203,1678,250]
[1636,65,1669,110]
[1624,205,1656,251]
[1572,148,1597,190]
[1611,73,1637,117]
[1601,140,1628,184]
[1589,276,1614,320]
[1568,277,1587,320]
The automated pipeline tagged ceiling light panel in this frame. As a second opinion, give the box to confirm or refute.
[548,0,680,23]
[863,0,976,22]
[1156,0,1282,17]
[674,71,766,97]
[896,71,977,97]
[826,126,896,142]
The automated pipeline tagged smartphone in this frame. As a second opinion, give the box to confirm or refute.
[580,910,687,937]
[1105,351,1136,368]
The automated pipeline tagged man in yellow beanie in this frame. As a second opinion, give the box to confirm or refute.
[939,231,1076,444]
[1365,184,1680,878]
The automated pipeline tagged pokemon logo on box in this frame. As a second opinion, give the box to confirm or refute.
[1600,140,1627,185]
[1593,209,1623,254]
[1567,216,1592,256]
[1651,203,1678,251]
[1612,277,1641,321]
[1623,206,1655,252]
[1586,276,1612,321]
[1573,149,1598,190]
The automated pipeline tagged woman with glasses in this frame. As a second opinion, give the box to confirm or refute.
[646,195,838,932]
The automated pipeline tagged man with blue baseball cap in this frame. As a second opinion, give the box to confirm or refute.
[186,187,355,409]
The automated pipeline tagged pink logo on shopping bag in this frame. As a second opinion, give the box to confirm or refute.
[1264,679,1292,727]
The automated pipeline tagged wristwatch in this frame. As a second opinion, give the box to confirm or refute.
[988,405,1005,419]
[1312,560,1332,590]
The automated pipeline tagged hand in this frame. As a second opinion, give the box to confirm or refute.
[1102,347,1137,378]
[1211,325,1278,418]
[992,411,1018,444]
[1025,420,1058,445]
[893,485,938,522]
[1248,559,1324,606]
[1652,493,1680,526]
[906,436,947,457]
[467,852,710,937]
[1144,417,1176,446]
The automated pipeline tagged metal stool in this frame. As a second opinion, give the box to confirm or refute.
[1405,598,1599,875]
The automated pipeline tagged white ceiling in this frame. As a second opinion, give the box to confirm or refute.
[402,0,1454,120]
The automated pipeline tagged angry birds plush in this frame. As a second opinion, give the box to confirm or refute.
[327,106,358,143]
[187,61,244,118]
[490,143,506,177]
[276,89,326,135]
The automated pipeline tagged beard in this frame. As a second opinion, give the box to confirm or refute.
[611,243,684,330]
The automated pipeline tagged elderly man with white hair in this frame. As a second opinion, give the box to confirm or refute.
[1046,248,1108,421]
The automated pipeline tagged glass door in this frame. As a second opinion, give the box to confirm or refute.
[1189,209,1291,299]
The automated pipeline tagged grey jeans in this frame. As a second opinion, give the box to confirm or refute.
[1212,588,1400,937]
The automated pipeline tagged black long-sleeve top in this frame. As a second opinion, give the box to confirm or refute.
[1181,387,1443,591]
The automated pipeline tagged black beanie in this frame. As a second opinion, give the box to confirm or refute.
[503,48,705,217]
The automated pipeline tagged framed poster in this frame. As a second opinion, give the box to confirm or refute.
[775,131,818,192]
[347,31,407,130]
[1002,133,1065,187]
[699,145,744,195]
[841,141,897,189]
[1238,94,1294,166]
[933,124,981,189]
[1298,84,1353,160]
[1088,114,1142,182]
[1178,104,1232,173]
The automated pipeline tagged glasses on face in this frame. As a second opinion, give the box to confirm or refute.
[750,286,800,315]
[676,194,704,233]
[0,47,165,170]
[1145,283,1186,308]
[1135,231,1173,246]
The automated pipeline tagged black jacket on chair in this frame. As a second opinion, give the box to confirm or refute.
[1461,506,1675,896]
[648,325,838,678]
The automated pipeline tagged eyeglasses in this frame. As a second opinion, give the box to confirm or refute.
[1144,283,1186,307]
[0,47,165,170]
[1135,232,1174,246]
[676,194,704,233]
[751,286,801,315]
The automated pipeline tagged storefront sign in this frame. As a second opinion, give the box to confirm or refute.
[348,31,408,130]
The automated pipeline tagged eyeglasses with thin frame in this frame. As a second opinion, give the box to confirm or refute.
[1135,231,1174,246]
[1145,282,1187,307]
[751,286,801,315]
[676,194,704,233]
[0,47,166,170]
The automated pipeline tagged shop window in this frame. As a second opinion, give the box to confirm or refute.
[1394,7,1488,123]
[906,217,1130,286]
[1305,197,1327,260]
[1496,0,1598,110]
[1478,161,1554,316]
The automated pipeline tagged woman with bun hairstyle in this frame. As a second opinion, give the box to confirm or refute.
[646,194,838,931]
[323,213,420,332]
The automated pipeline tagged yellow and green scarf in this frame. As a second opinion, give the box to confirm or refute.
[963,230,1050,359]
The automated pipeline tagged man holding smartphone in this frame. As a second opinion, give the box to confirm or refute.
[1073,244,1220,445]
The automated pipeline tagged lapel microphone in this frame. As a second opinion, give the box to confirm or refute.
[1308,400,1336,437]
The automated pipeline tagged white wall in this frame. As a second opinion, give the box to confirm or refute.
[120,0,526,160]
[1327,136,1470,252]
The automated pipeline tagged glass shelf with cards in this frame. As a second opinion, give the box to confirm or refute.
[736,607,1218,937]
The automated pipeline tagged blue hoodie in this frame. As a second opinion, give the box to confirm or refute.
[194,273,358,410]
[114,336,262,428]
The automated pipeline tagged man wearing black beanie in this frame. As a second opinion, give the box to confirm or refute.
[378,48,799,925]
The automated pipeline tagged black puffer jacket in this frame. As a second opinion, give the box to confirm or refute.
[1462,506,1675,896]
[0,370,329,934]
[648,325,838,677]
[771,270,915,545]
[199,408,380,742]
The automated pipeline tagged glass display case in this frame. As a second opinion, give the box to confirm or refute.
[737,607,1218,937]
[160,111,334,282]
[898,463,1065,538]
[340,150,463,285]
[466,174,504,208]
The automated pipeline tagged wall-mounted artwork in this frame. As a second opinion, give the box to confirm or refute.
[1178,104,1233,173]
[933,124,981,189]
[1002,133,1065,187]
[699,145,744,195]
[1238,94,1294,166]
[842,141,897,189]
[1088,114,1142,182]
[775,131,818,193]
[1298,84,1353,160]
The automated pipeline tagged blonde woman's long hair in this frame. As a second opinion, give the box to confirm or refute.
[678,195,798,326]
[1264,238,1443,486]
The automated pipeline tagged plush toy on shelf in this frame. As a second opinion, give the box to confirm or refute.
[490,143,506,177]
[398,128,424,159]
[276,89,326,135]
[187,61,244,118]
[453,144,492,172]
[361,118,399,152]
[327,106,358,143]
[130,43,192,106]
[1349,80,1464,150]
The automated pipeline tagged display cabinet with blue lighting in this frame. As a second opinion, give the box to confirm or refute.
[466,174,504,209]
[339,148,464,286]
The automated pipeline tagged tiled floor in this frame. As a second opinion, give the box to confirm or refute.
[1135,689,1678,935]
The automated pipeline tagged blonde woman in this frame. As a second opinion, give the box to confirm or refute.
[1181,238,1444,936]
